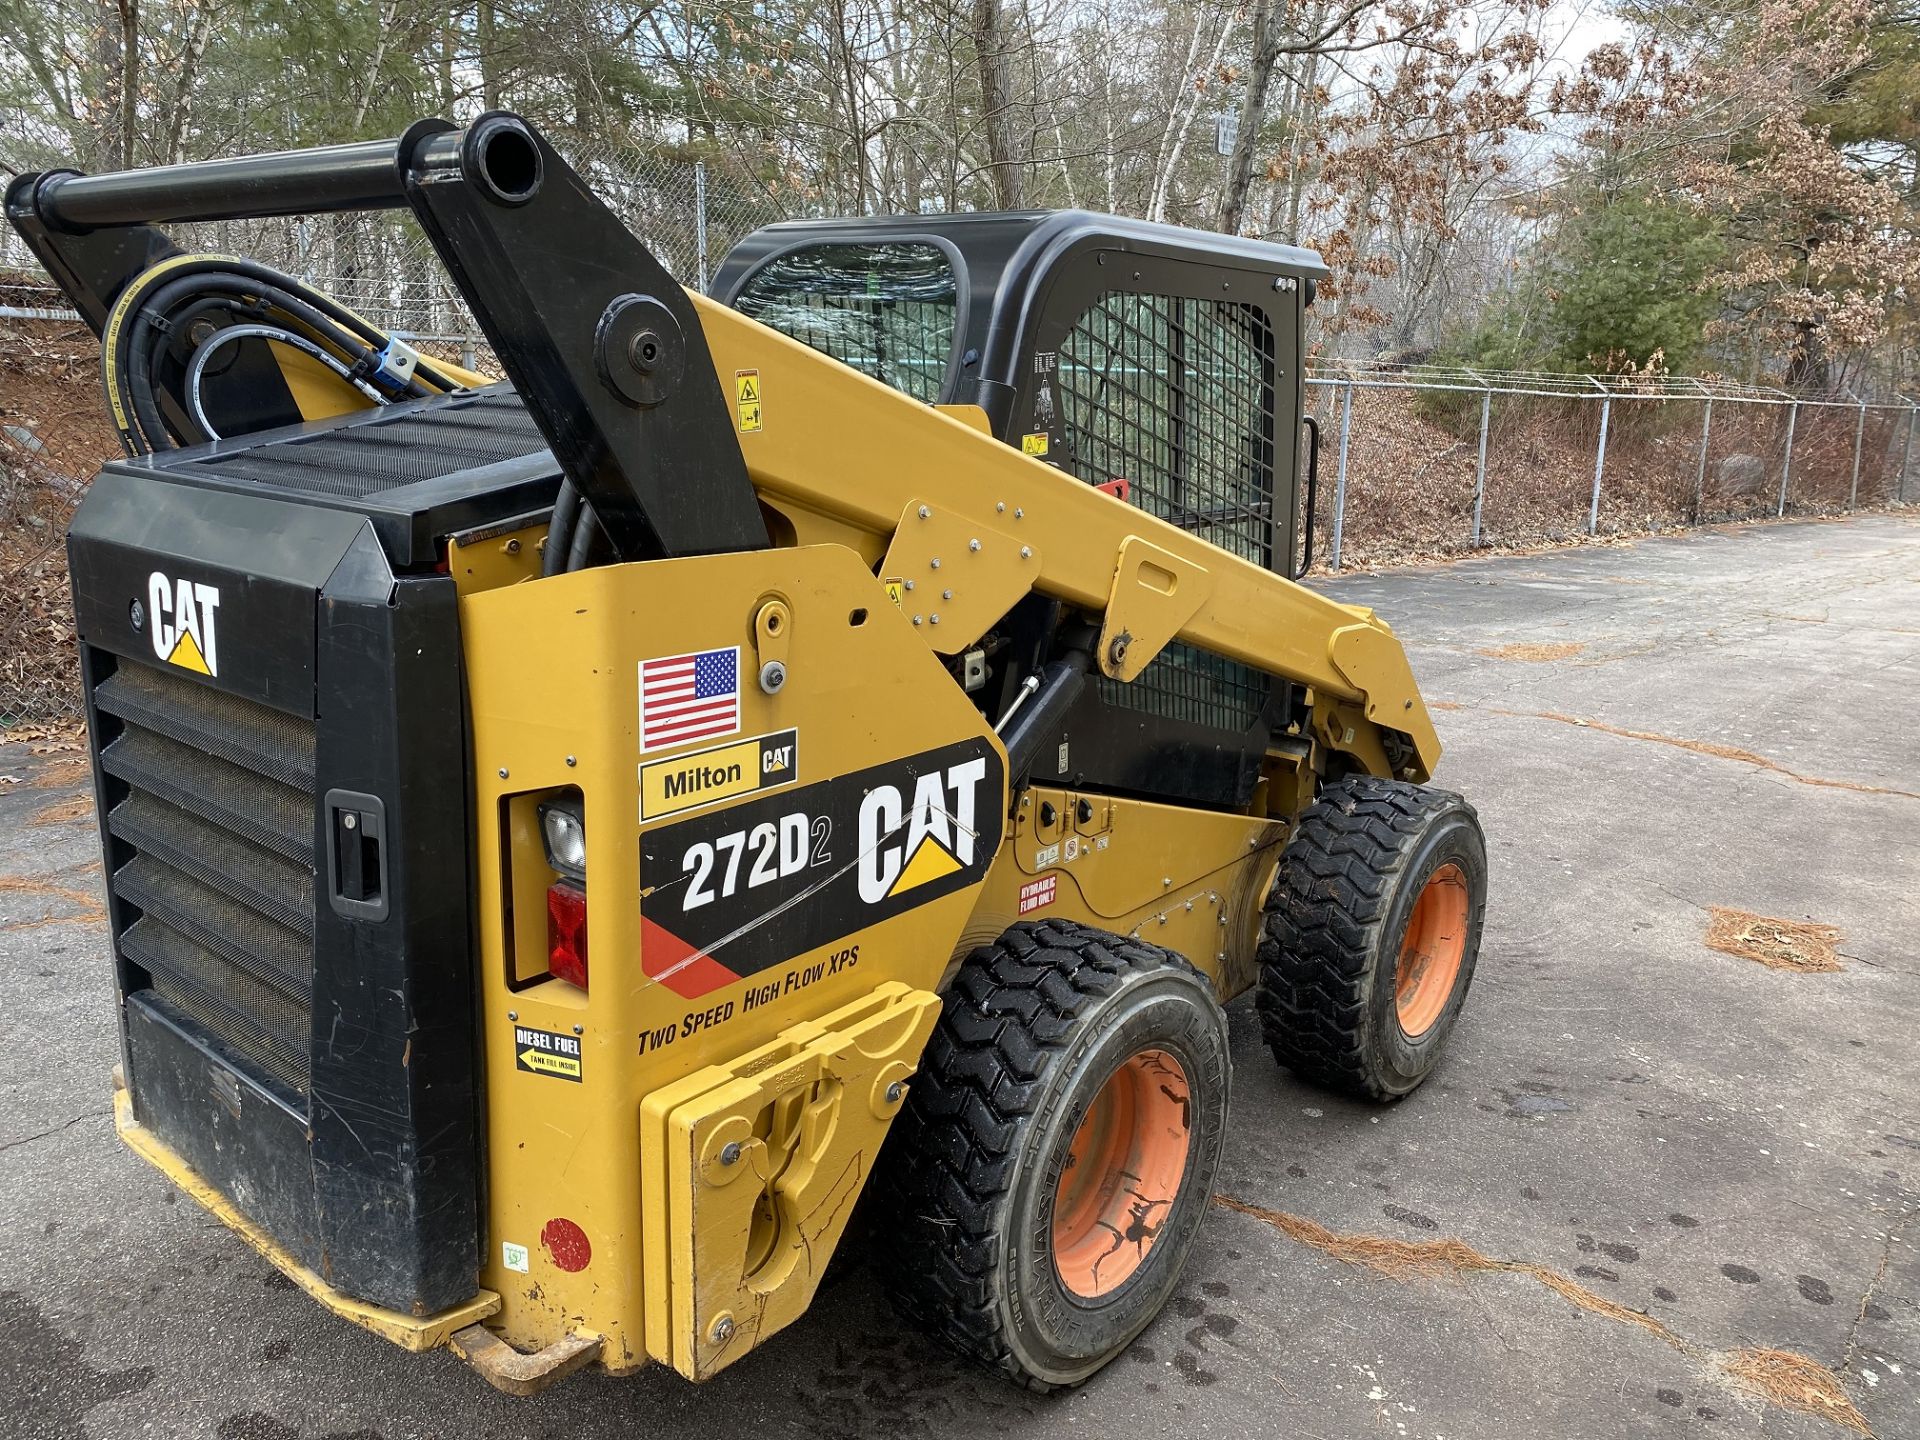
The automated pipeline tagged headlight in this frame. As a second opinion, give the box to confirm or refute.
[538,795,586,881]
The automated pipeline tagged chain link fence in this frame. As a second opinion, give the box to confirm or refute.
[3,145,1916,724]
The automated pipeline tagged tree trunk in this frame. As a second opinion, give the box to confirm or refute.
[163,2,214,164]
[1216,0,1276,235]
[971,0,1024,209]
[115,0,139,168]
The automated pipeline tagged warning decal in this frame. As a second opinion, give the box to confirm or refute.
[883,577,905,606]
[1018,874,1057,915]
[1021,431,1049,456]
[639,737,1004,999]
[735,369,762,432]
[514,1025,583,1082]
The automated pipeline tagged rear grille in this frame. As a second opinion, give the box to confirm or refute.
[95,662,316,1098]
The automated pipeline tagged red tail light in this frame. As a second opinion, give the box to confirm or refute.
[547,880,588,989]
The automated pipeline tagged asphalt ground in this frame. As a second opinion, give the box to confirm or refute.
[2,514,1915,1440]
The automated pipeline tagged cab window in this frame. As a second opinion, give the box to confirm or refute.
[732,242,958,403]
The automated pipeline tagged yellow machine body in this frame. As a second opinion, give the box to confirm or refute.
[401,294,1438,1383]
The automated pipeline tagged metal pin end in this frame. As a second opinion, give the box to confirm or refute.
[719,1141,742,1166]
[885,1081,904,1104]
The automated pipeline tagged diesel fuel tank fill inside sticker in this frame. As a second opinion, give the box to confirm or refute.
[514,1024,583,1082]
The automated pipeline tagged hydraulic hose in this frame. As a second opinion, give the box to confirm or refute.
[99,253,484,455]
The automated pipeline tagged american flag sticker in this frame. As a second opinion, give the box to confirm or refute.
[639,646,741,753]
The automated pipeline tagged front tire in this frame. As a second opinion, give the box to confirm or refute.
[884,921,1230,1390]
[1257,776,1487,1100]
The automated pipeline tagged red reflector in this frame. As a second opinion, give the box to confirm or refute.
[1096,477,1131,502]
[547,881,588,989]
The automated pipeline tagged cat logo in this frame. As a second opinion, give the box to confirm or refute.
[857,755,989,904]
[147,572,221,677]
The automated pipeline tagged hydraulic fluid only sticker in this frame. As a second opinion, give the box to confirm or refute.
[639,737,1004,998]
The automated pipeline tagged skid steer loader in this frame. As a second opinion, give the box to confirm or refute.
[5,114,1487,1394]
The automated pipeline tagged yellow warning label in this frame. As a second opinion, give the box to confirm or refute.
[735,369,762,432]
[1021,432,1049,456]
[883,577,905,606]
[166,629,212,675]
[887,834,962,898]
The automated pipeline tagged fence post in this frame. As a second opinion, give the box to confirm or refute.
[1587,395,1611,535]
[1693,397,1714,517]
[1776,402,1799,516]
[1471,388,1491,547]
[1903,406,1917,504]
[1848,401,1867,509]
[694,160,710,295]
[1330,381,1355,571]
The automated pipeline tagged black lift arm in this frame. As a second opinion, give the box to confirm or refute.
[4,113,768,561]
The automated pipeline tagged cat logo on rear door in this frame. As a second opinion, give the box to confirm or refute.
[147,572,221,676]
[638,738,1004,998]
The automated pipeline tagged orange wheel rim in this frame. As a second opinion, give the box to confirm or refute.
[1395,862,1469,1037]
[1052,1049,1192,1300]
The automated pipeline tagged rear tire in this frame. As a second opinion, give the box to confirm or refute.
[1257,775,1486,1100]
[883,920,1230,1390]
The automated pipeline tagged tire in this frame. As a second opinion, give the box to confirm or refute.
[883,920,1231,1390]
[1257,775,1487,1101]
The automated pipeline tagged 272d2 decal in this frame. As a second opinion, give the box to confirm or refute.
[638,738,1003,998]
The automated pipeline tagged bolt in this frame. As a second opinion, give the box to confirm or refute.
[1185,900,1193,912]
[941,588,952,600]
[1015,507,1025,519]
[903,579,915,591]
[1218,912,1228,926]
[885,1081,904,1104]
[930,557,941,570]
[760,659,787,693]
[1108,637,1129,667]
[565,754,577,767]
[710,1315,736,1344]
[498,767,509,779]
[507,1010,517,1021]
[996,501,1006,512]
[969,538,981,552]
[1217,951,1227,962]
[719,1141,742,1166]
[1404,698,1413,710]
[912,614,923,626]
[572,1024,583,1035]
[1020,546,1032,559]
[917,505,931,519]
[930,614,941,625]
[1163,877,1172,888]
[129,598,145,631]
[505,537,521,554]
[343,812,358,831]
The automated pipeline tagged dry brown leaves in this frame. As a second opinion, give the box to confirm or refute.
[1723,1347,1871,1434]
[1706,907,1843,973]
[1478,640,1587,661]
[27,792,93,827]
[1215,1195,1874,1432]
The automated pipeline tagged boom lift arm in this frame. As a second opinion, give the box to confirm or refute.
[8,110,1436,780]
